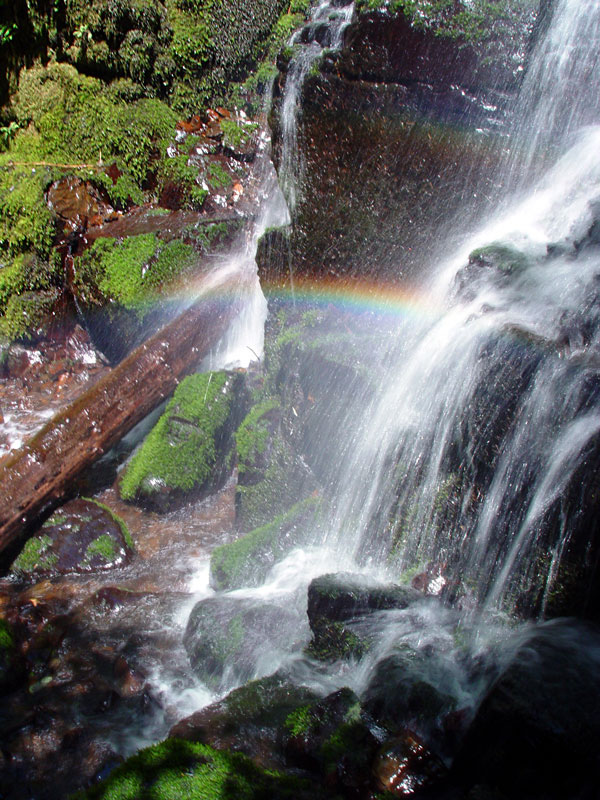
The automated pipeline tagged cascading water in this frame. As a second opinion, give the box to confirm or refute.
[278,0,354,211]
[318,0,600,620]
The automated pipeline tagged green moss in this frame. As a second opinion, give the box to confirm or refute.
[220,117,258,152]
[306,621,367,662]
[468,242,529,274]
[284,704,314,737]
[0,619,15,652]
[74,233,197,313]
[235,398,279,478]
[0,168,56,258]
[75,738,315,800]
[87,499,135,551]
[11,534,58,575]
[210,495,320,590]
[120,371,236,502]
[355,0,534,43]
[206,161,232,190]
[84,533,119,564]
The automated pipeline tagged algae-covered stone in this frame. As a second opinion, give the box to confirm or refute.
[120,371,246,511]
[74,738,323,800]
[210,495,321,591]
[9,498,134,579]
[184,595,305,690]
[235,398,281,485]
[284,687,378,795]
[170,672,319,766]
[305,572,418,662]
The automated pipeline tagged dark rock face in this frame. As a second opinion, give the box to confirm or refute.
[452,619,600,799]
[268,7,522,284]
[363,649,457,737]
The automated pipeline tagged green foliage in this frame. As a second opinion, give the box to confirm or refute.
[5,63,178,204]
[120,371,235,501]
[0,168,55,257]
[11,534,58,575]
[0,618,15,652]
[284,704,314,736]
[1,287,59,340]
[74,738,313,800]
[220,117,258,152]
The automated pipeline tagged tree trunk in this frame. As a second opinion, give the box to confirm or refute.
[0,285,241,558]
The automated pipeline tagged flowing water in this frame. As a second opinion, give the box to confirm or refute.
[174,0,600,745]
[4,0,600,793]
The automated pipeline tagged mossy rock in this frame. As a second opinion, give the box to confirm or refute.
[235,398,281,485]
[305,572,418,662]
[468,242,530,275]
[71,232,200,360]
[184,595,305,690]
[120,371,247,511]
[284,687,378,793]
[9,498,134,579]
[210,495,321,591]
[170,672,319,765]
[72,738,323,800]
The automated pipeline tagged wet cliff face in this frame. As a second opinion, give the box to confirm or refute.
[268,4,536,284]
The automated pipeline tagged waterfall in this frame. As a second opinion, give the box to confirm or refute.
[325,0,600,616]
[278,0,354,211]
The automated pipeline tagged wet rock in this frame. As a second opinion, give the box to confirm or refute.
[184,595,305,690]
[363,648,457,735]
[46,176,117,233]
[453,242,530,301]
[209,495,321,591]
[170,672,319,768]
[372,729,448,796]
[120,371,247,512]
[284,687,379,795]
[452,619,600,799]
[306,573,418,661]
[9,499,134,579]
[0,617,22,693]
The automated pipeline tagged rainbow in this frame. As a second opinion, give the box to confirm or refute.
[260,275,443,321]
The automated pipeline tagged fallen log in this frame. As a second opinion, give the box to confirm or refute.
[0,282,242,558]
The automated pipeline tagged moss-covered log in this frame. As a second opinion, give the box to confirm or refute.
[0,283,241,560]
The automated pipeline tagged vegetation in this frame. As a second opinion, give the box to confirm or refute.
[74,738,315,800]
[10,533,57,575]
[355,0,537,43]
[235,398,279,480]
[72,233,198,312]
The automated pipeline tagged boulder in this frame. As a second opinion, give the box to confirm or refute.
[306,573,418,661]
[209,495,321,591]
[363,648,457,735]
[9,498,134,579]
[452,619,600,799]
[184,595,306,690]
[119,371,247,511]
[372,729,448,797]
[284,686,378,795]
[170,672,319,768]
